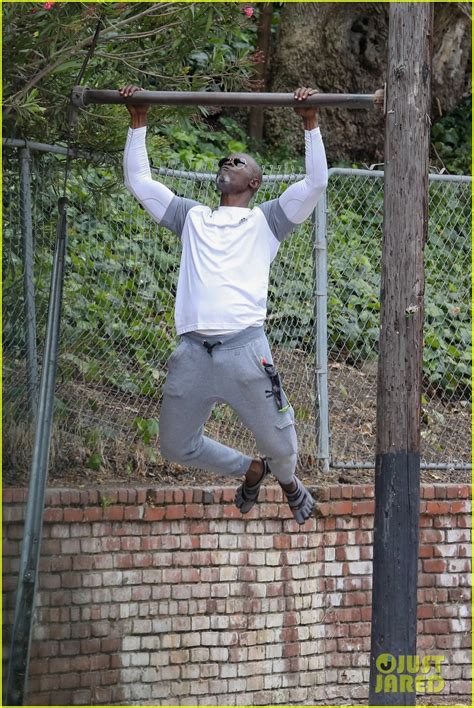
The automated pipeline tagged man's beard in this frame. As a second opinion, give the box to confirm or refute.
[216,173,231,191]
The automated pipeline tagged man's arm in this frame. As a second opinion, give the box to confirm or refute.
[121,85,199,234]
[122,85,175,224]
[278,87,328,224]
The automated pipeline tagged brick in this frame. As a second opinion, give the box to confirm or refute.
[136,489,147,504]
[165,506,185,520]
[124,506,143,520]
[93,555,114,570]
[118,536,140,551]
[418,573,436,587]
[132,619,152,634]
[432,543,459,558]
[437,574,460,588]
[70,521,91,538]
[458,543,472,558]
[448,587,470,602]
[91,621,111,638]
[348,561,372,575]
[26,693,52,705]
[80,538,101,554]
[352,501,374,515]
[449,485,470,499]
[418,604,435,619]
[418,544,433,558]
[446,529,470,543]
[49,656,79,673]
[43,508,64,523]
[169,649,190,664]
[143,507,166,521]
[65,554,88,572]
[336,546,360,561]
[91,521,113,537]
[129,585,151,601]
[451,680,473,694]
[450,618,471,633]
[103,506,124,521]
[421,486,435,500]
[447,559,471,573]
[426,493,450,516]
[363,485,374,498]
[420,528,445,543]
[330,501,353,515]
[185,504,204,518]
[450,501,471,514]
[327,485,341,499]
[60,490,82,505]
[28,659,49,675]
[336,516,359,530]
[424,619,450,633]
[315,502,330,517]
[423,559,447,573]
[64,508,84,522]
[433,485,448,499]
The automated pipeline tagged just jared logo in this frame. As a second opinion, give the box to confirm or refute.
[375,654,445,694]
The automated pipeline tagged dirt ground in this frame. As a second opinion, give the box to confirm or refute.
[4,355,471,490]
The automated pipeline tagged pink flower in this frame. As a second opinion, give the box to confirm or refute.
[43,2,55,9]
[242,6,254,18]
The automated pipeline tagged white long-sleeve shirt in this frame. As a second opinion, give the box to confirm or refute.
[124,127,327,335]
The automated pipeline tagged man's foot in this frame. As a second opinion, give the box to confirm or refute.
[281,477,315,525]
[235,458,269,514]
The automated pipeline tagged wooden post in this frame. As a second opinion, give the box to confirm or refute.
[369,3,432,706]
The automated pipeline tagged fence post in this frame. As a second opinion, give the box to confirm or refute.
[5,197,68,707]
[19,147,38,418]
[313,196,330,472]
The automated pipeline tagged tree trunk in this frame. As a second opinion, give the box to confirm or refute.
[266,2,470,163]
[248,3,274,141]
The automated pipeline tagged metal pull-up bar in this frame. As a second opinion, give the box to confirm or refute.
[72,86,384,110]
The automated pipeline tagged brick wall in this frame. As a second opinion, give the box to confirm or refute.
[2,484,471,706]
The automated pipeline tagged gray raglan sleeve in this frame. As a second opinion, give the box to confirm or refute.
[257,198,298,243]
[160,195,200,237]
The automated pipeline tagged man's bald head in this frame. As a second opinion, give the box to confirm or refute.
[216,153,262,197]
[238,153,262,191]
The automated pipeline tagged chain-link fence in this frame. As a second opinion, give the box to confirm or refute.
[3,142,319,480]
[3,141,471,480]
[324,168,471,470]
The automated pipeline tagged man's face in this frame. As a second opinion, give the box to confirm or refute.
[215,153,261,195]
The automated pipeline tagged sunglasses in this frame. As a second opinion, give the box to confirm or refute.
[218,156,247,169]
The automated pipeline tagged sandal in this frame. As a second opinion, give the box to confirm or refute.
[235,458,270,514]
[283,477,315,525]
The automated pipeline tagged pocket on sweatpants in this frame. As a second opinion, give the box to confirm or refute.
[163,340,190,397]
[275,406,295,429]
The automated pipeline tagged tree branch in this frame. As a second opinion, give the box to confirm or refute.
[5,3,177,106]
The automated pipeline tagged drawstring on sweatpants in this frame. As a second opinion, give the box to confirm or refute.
[202,340,223,357]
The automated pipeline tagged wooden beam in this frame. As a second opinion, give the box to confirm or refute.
[369,3,433,705]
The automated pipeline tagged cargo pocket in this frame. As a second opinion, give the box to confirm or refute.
[275,405,295,429]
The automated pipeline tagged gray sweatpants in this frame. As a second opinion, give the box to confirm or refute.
[159,326,297,484]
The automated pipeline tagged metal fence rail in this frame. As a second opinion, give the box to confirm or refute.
[2,140,471,477]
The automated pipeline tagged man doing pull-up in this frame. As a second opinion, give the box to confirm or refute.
[121,85,328,524]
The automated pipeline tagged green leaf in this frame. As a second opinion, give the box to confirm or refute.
[86,453,102,471]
